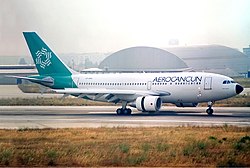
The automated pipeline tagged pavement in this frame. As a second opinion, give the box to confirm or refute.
[0,106,249,129]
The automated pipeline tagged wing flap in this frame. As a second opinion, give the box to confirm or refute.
[52,88,171,97]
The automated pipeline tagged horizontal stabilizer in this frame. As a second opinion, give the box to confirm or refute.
[5,75,54,85]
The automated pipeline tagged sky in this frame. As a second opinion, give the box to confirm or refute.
[0,0,250,56]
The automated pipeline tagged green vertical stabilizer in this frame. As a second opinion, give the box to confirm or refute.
[23,32,75,76]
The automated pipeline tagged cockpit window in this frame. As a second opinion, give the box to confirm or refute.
[223,80,230,84]
[223,80,236,84]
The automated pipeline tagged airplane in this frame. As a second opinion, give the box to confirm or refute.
[8,32,244,115]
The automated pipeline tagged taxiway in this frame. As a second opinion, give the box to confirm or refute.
[0,106,249,129]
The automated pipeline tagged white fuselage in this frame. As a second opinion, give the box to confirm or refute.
[71,72,238,104]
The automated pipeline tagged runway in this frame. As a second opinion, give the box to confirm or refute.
[0,106,249,129]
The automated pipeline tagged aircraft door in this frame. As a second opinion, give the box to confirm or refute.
[204,77,212,90]
[147,81,152,90]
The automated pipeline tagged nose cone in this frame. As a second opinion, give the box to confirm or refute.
[236,85,244,94]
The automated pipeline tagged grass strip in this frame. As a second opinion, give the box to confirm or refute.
[0,126,249,166]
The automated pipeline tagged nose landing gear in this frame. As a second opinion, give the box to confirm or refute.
[206,101,214,115]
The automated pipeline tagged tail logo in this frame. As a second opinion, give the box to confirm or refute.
[35,48,52,69]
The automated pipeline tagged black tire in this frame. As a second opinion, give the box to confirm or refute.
[206,108,214,115]
[116,108,123,115]
[124,108,132,115]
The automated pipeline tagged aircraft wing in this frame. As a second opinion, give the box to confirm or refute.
[53,88,171,98]
[53,88,170,96]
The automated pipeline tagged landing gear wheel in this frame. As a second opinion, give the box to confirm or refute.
[116,108,123,115]
[206,101,214,115]
[124,108,132,115]
[116,108,132,115]
[206,108,214,115]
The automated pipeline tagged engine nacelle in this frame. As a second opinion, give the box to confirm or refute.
[175,103,198,107]
[136,96,162,112]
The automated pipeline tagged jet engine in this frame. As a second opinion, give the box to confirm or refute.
[175,103,198,107]
[136,96,162,112]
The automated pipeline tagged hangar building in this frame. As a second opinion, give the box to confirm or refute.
[0,65,37,85]
[166,45,249,77]
[98,45,249,77]
[99,46,189,72]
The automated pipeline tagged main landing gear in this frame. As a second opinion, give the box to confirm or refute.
[206,101,214,115]
[116,101,132,115]
[116,108,132,115]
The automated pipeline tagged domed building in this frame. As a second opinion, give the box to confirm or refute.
[166,45,249,77]
[97,45,249,77]
[99,46,189,72]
